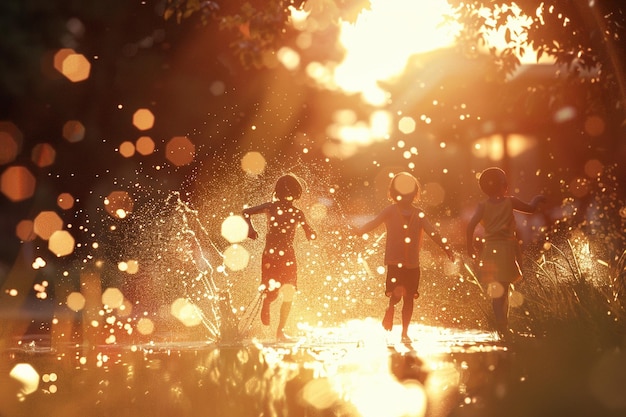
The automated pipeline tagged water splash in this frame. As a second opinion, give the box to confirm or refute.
[119,191,234,343]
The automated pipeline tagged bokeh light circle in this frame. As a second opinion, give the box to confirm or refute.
[241,151,266,176]
[171,298,203,327]
[221,215,249,243]
[136,136,155,155]
[132,108,155,131]
[16,220,36,242]
[66,291,86,312]
[223,244,250,271]
[1,166,36,202]
[9,363,39,397]
[34,211,63,240]
[62,120,85,143]
[49,230,75,257]
[57,192,75,210]
[31,143,56,167]
[102,287,124,309]
[0,122,23,165]
[104,190,134,219]
[165,136,195,166]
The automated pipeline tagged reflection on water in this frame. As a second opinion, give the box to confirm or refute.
[0,320,508,417]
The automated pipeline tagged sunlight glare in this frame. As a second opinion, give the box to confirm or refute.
[333,0,459,100]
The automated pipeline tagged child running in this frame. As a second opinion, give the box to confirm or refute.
[243,174,316,341]
[466,167,545,339]
[352,172,455,343]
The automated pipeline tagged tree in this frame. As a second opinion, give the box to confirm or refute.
[448,0,626,122]
[164,0,625,117]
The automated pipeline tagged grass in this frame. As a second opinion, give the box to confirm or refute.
[513,241,626,349]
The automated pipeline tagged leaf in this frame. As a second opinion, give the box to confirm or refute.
[505,27,512,43]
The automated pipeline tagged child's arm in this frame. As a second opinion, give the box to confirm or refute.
[351,210,387,236]
[511,195,546,214]
[299,214,317,241]
[423,217,455,261]
[242,203,269,240]
[466,203,484,259]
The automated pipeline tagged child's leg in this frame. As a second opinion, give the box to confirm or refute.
[276,284,295,339]
[261,293,273,326]
[383,288,403,331]
[276,302,292,339]
[492,282,510,334]
[400,295,414,338]
[261,286,281,326]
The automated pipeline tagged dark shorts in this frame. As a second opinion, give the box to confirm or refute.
[260,250,297,302]
[479,239,522,284]
[386,265,421,298]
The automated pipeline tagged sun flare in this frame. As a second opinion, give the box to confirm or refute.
[333,0,460,102]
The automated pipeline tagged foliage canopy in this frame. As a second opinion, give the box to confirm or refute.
[164,0,625,118]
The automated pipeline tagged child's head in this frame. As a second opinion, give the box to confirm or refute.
[388,172,420,204]
[478,167,508,197]
[274,174,303,201]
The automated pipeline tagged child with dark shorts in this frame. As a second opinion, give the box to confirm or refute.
[466,167,545,339]
[352,172,455,342]
[243,174,316,341]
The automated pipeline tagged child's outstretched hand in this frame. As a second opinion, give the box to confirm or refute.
[466,243,477,260]
[248,227,258,240]
[531,195,547,210]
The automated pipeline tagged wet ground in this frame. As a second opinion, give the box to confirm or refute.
[1,320,622,417]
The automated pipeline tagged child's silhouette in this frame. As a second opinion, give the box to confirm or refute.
[243,174,316,341]
[352,172,455,342]
[466,167,545,339]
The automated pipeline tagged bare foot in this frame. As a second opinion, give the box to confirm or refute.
[276,329,293,342]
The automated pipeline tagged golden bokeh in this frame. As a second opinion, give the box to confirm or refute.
[136,136,155,155]
[9,363,39,397]
[241,151,266,176]
[34,211,63,240]
[136,317,154,335]
[102,287,124,309]
[125,259,139,274]
[57,51,91,82]
[118,259,139,274]
[170,298,203,327]
[132,108,155,131]
[1,165,36,202]
[31,143,56,167]
[165,136,195,166]
[223,244,250,271]
[57,192,75,210]
[392,172,418,196]
[221,215,249,243]
[0,131,19,165]
[398,116,416,134]
[119,141,136,158]
[66,291,86,312]
[0,121,23,165]
[104,190,134,219]
[53,48,75,73]
[15,219,36,242]
[62,120,85,143]
[48,230,75,257]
